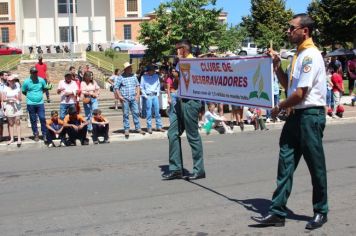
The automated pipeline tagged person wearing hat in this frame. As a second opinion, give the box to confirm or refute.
[22,67,48,142]
[162,39,205,181]
[57,71,79,120]
[2,75,23,146]
[35,55,51,103]
[140,65,164,134]
[114,62,145,138]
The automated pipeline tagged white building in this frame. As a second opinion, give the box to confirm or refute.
[1,0,147,49]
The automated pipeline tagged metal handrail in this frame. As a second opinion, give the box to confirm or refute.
[86,53,114,75]
[0,55,21,71]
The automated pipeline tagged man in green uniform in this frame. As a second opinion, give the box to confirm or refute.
[251,14,328,230]
[162,39,205,181]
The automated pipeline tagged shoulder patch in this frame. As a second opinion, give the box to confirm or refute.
[303,65,312,73]
[302,56,313,67]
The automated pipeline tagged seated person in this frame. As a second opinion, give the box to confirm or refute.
[63,106,89,145]
[46,110,66,147]
[202,103,232,134]
[245,107,268,131]
[92,109,110,144]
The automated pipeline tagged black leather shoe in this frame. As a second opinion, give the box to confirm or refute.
[185,173,206,180]
[305,213,327,230]
[251,214,285,227]
[161,171,182,180]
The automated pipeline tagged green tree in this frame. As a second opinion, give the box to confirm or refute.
[139,0,224,61]
[307,0,356,48]
[241,0,293,50]
[216,25,249,52]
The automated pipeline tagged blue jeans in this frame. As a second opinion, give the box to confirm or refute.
[266,94,280,119]
[83,98,99,131]
[27,104,47,136]
[326,89,334,108]
[168,92,178,123]
[145,96,162,129]
[60,103,76,120]
[122,99,141,131]
[141,97,147,118]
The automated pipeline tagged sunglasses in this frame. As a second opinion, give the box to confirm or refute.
[288,25,303,31]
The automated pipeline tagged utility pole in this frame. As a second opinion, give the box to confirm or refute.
[67,0,73,63]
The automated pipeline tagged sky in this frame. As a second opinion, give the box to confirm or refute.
[142,0,312,25]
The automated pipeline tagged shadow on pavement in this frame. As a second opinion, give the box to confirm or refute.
[185,180,310,224]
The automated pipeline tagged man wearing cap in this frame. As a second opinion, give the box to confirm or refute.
[57,71,79,120]
[22,67,48,142]
[114,62,145,138]
[35,56,51,103]
[162,39,205,180]
[140,65,165,134]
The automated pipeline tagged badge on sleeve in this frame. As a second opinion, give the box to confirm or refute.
[302,56,312,73]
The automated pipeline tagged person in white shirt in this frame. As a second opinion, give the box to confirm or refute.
[202,103,232,134]
[57,72,79,120]
[252,13,328,230]
[2,75,22,146]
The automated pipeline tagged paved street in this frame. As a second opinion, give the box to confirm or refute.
[0,123,355,235]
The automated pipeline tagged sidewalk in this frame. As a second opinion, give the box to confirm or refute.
[1,96,355,151]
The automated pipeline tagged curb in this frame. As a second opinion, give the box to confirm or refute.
[1,116,356,152]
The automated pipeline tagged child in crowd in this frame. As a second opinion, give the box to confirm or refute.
[202,103,233,134]
[46,110,66,147]
[245,107,268,131]
[63,106,89,146]
[330,64,344,118]
[91,109,110,144]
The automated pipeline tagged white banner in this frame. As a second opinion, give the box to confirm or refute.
[178,56,274,109]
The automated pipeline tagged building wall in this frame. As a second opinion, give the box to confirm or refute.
[115,0,125,18]
[10,0,15,19]
[0,22,15,42]
[115,19,142,41]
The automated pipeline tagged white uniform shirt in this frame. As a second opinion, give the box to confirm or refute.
[287,47,326,109]
[0,82,6,118]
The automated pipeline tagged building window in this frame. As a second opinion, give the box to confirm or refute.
[127,14,138,18]
[58,0,77,14]
[123,25,131,40]
[59,26,75,42]
[0,2,8,15]
[1,27,9,43]
[127,0,137,12]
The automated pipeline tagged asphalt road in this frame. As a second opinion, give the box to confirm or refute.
[0,123,355,236]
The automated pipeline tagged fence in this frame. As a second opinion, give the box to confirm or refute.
[0,55,21,71]
[86,53,115,74]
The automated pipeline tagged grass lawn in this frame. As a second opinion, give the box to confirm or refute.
[87,52,131,70]
[0,55,21,65]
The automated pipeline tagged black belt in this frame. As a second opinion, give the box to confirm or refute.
[146,92,157,96]
[293,106,325,115]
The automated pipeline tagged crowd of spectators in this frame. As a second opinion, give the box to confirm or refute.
[0,51,355,148]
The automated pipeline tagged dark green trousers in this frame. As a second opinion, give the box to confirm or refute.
[269,107,328,217]
[167,99,204,175]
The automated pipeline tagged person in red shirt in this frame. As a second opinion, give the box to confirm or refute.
[35,56,51,102]
[347,55,356,96]
[330,64,344,118]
